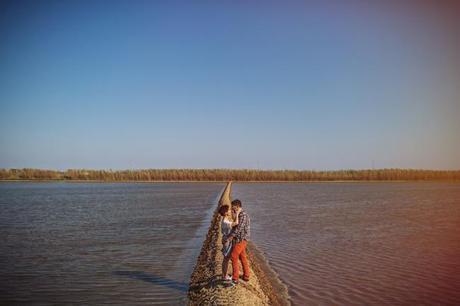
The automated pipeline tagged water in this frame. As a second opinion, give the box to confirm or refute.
[232,182,460,306]
[0,182,224,305]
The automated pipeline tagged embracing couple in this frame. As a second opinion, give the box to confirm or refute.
[218,199,250,286]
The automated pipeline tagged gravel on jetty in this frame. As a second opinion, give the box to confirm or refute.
[188,181,290,306]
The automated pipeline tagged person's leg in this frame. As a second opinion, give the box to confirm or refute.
[222,256,230,279]
[231,241,244,282]
[239,240,250,280]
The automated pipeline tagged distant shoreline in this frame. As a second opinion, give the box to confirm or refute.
[2,168,459,182]
[1,179,459,183]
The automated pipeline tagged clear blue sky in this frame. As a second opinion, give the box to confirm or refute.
[1,1,459,170]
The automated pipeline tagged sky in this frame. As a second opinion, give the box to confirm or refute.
[0,1,459,170]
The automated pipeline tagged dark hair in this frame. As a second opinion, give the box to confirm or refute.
[231,199,242,207]
[218,205,229,216]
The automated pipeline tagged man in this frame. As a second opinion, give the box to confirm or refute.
[227,199,250,285]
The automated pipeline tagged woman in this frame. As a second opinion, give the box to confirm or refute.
[218,204,240,281]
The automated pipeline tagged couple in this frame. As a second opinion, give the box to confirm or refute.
[218,199,250,286]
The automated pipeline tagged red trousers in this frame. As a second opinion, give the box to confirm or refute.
[231,240,250,281]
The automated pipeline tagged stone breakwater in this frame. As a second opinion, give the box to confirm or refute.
[188,181,290,306]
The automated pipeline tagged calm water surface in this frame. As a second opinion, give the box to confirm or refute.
[0,182,224,305]
[233,182,460,306]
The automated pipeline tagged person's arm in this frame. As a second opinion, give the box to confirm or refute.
[231,211,239,227]
[228,212,246,240]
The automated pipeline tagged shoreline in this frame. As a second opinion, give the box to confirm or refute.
[246,241,290,305]
[1,179,459,183]
[181,184,229,292]
[188,181,290,305]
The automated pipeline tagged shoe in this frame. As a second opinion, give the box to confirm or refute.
[240,275,250,282]
[224,275,232,281]
[231,279,239,286]
[223,281,235,288]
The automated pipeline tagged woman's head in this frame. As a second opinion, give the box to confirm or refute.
[218,205,230,217]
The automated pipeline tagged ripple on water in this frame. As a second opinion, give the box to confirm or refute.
[0,182,224,305]
[233,182,460,306]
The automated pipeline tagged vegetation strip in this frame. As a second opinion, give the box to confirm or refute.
[1,168,459,181]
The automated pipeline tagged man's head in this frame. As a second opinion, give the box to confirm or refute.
[231,199,242,213]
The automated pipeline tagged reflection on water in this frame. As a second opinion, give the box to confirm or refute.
[113,271,188,292]
[0,182,223,305]
[233,182,460,306]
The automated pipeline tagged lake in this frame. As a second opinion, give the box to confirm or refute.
[233,182,460,305]
[0,182,224,305]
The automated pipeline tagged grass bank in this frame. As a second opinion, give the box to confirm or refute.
[2,168,459,182]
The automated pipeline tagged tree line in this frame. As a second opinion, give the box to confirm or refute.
[0,168,459,181]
